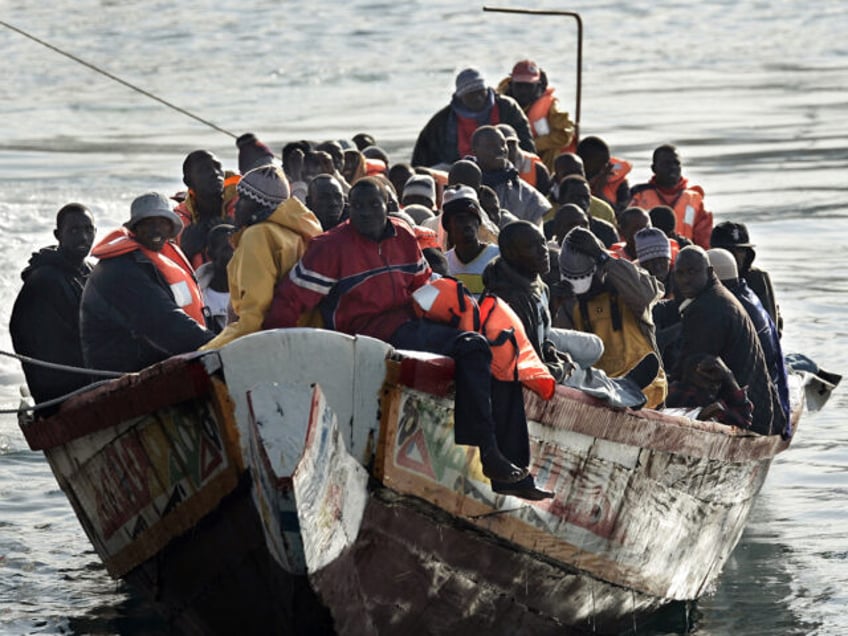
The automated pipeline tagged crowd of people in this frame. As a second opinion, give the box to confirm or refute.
[9,60,792,500]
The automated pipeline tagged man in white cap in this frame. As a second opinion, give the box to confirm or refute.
[441,185,500,297]
[411,67,534,169]
[201,164,323,349]
[81,192,214,372]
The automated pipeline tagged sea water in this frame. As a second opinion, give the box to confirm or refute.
[0,1,846,633]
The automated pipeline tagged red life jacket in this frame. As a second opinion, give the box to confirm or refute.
[456,102,501,158]
[92,228,206,325]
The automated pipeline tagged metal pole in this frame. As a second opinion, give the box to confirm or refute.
[482,7,583,141]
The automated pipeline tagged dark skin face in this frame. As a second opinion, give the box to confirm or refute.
[652,149,682,188]
[553,204,590,245]
[554,153,585,183]
[234,196,261,228]
[472,129,509,173]
[445,209,482,253]
[55,210,95,264]
[307,177,345,230]
[349,182,389,242]
[641,256,671,282]
[503,224,550,277]
[674,249,711,299]
[186,152,224,202]
[133,217,174,252]
[558,180,592,212]
[621,210,651,256]
[458,88,489,112]
[510,81,542,109]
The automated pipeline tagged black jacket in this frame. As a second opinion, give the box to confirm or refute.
[678,275,784,435]
[9,247,92,405]
[412,93,535,167]
[80,251,213,373]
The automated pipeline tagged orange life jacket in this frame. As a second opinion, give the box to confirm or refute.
[92,228,206,325]
[413,225,442,252]
[591,157,632,208]
[479,294,555,400]
[513,150,545,189]
[629,185,707,247]
[411,279,556,399]
[365,158,388,176]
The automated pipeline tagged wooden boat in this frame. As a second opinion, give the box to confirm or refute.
[18,327,804,634]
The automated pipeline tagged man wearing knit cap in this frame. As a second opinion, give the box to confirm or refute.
[555,226,667,408]
[237,132,277,174]
[707,248,790,434]
[441,185,500,297]
[672,246,784,435]
[81,192,213,373]
[401,174,437,212]
[411,67,534,169]
[634,226,673,294]
[497,59,576,172]
[200,165,323,350]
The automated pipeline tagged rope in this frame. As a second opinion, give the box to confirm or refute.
[1,378,118,415]
[0,350,123,378]
[0,20,238,139]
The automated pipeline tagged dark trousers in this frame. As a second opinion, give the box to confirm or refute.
[389,319,529,468]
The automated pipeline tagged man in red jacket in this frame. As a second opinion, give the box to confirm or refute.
[265,177,552,500]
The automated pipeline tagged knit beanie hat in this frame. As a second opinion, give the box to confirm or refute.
[635,227,671,263]
[559,227,598,280]
[707,248,739,282]
[237,165,290,225]
[455,68,486,97]
[236,132,276,174]
[402,175,437,206]
[441,185,482,230]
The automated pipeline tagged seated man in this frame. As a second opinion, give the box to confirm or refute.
[306,173,346,230]
[196,223,236,334]
[555,175,619,248]
[264,177,552,500]
[10,203,96,410]
[609,207,651,261]
[629,145,713,249]
[634,227,673,295]
[484,222,656,408]
[81,193,213,372]
[707,248,790,434]
[442,186,500,297]
[473,125,551,226]
[497,123,551,197]
[412,68,534,169]
[672,246,784,435]
[577,136,632,215]
[555,227,667,408]
[202,165,323,349]
[667,354,754,429]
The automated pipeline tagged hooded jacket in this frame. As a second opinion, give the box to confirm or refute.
[202,197,323,349]
[81,233,213,373]
[10,247,92,405]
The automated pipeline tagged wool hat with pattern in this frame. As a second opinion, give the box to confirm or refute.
[559,227,598,280]
[455,68,486,97]
[237,165,290,225]
[635,227,671,263]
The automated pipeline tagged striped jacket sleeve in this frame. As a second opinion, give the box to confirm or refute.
[263,248,338,329]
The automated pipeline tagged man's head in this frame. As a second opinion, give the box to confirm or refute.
[206,223,236,272]
[710,221,756,274]
[552,203,590,245]
[674,245,711,299]
[55,203,95,263]
[649,205,677,237]
[402,174,437,210]
[454,68,489,112]
[496,123,520,164]
[618,207,651,249]
[559,227,601,295]
[352,132,376,151]
[316,140,345,172]
[235,165,291,227]
[508,59,544,109]
[706,248,739,284]
[448,159,482,191]
[125,192,184,252]
[499,220,550,277]
[441,185,482,247]
[576,136,611,180]
[182,150,224,200]
[553,152,585,183]
[471,126,509,173]
[634,227,671,282]
[388,163,415,202]
[349,177,389,241]
[306,174,345,230]
[557,174,592,211]
[651,144,682,188]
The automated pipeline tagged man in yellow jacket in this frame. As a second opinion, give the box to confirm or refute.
[200,165,323,350]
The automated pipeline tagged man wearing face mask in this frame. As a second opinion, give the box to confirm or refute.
[554,227,667,408]
[81,192,214,373]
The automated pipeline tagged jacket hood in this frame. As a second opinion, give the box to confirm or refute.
[233,197,323,247]
[21,246,89,281]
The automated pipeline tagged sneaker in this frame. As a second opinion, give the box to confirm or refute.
[492,475,555,501]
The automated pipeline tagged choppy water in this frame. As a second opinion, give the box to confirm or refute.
[1,1,846,634]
